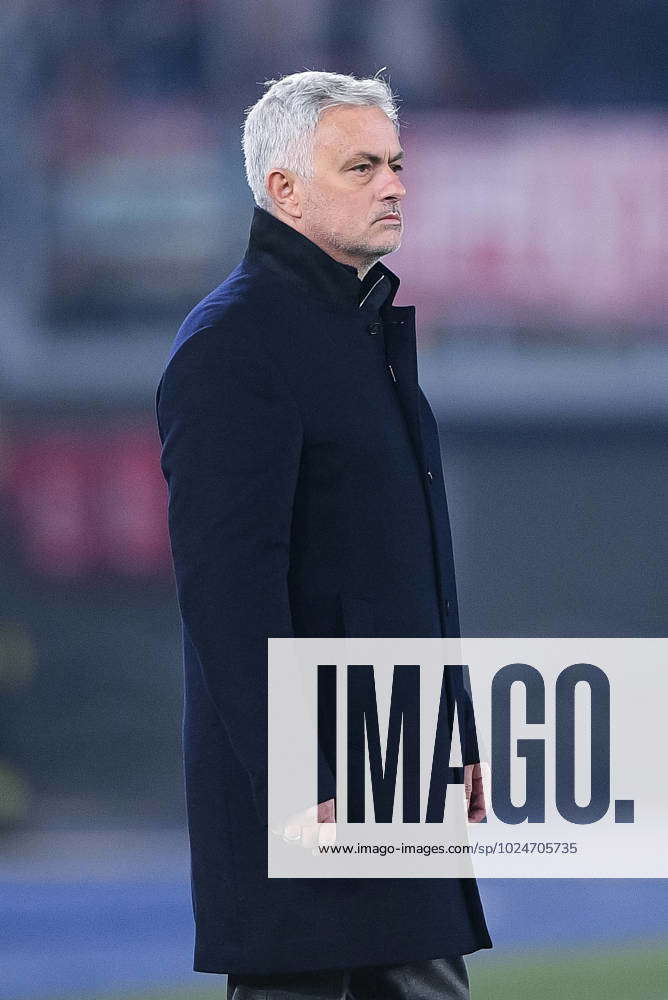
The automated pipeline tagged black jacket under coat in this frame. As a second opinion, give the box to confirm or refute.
[156,206,492,974]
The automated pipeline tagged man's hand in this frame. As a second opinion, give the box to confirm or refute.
[464,762,488,823]
[270,797,337,850]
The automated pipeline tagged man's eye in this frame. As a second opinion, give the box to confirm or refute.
[391,164,404,172]
[353,164,371,173]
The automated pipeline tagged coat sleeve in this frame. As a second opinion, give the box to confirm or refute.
[156,327,336,825]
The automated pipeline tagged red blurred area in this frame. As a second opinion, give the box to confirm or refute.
[5,425,171,579]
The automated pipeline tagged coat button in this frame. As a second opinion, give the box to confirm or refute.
[367,321,382,335]
[426,469,433,481]
[444,599,451,615]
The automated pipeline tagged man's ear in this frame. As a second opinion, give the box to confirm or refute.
[266,168,303,221]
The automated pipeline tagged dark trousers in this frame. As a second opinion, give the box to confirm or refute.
[226,956,470,999]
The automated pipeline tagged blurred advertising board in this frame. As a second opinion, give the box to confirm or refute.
[2,425,170,579]
[394,113,667,339]
[40,107,667,340]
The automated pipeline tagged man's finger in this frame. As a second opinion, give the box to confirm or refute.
[464,764,473,804]
[468,789,486,823]
[282,824,302,844]
[301,823,323,849]
[468,769,487,822]
[309,822,337,854]
[317,798,336,823]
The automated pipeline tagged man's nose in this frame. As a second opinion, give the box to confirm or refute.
[379,164,406,200]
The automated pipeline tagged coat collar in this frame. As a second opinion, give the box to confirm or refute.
[244,205,401,314]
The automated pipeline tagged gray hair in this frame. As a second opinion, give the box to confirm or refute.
[241,69,400,211]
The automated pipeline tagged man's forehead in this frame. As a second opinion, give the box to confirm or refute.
[314,105,401,160]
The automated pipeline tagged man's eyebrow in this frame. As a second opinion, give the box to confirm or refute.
[341,150,404,168]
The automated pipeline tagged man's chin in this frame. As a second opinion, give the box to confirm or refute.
[364,227,403,254]
[337,234,402,263]
[373,238,402,257]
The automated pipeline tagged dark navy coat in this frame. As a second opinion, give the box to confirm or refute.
[155,206,492,975]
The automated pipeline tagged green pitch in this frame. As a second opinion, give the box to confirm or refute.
[469,943,667,1000]
[84,944,668,1000]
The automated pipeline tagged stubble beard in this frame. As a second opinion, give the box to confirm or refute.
[311,222,402,271]
[302,192,402,270]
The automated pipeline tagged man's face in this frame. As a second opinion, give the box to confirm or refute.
[297,104,406,272]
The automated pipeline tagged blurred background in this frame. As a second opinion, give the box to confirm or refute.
[1,1,666,998]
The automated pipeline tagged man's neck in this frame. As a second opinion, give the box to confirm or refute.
[357,260,380,281]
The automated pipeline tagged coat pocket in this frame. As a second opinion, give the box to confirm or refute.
[338,592,375,638]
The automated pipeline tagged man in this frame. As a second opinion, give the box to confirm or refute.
[156,70,492,999]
